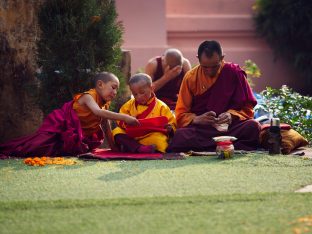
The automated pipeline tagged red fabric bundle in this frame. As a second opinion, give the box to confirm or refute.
[125,116,168,138]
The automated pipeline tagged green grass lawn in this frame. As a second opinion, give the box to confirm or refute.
[1,154,312,234]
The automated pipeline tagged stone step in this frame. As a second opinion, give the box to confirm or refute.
[167,14,254,32]
[166,0,255,15]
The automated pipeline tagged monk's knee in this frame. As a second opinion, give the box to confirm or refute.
[245,119,260,129]
[244,119,261,137]
[168,128,196,152]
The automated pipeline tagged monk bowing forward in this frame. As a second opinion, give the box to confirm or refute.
[168,40,261,152]
[145,48,191,110]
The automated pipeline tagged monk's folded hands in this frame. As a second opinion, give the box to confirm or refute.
[216,112,232,125]
[192,111,217,125]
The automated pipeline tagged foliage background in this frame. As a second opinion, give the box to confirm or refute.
[253,0,312,94]
[243,59,261,88]
[261,86,312,143]
[36,0,124,114]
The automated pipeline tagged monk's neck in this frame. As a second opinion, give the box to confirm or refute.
[145,93,154,104]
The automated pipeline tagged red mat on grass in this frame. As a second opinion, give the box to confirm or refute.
[78,148,184,160]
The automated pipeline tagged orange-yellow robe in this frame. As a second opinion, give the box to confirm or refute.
[112,96,176,153]
[175,62,254,128]
[73,89,110,137]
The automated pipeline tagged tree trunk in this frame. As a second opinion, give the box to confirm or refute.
[0,1,43,143]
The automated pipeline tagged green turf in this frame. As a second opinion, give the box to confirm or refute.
[1,154,312,233]
[1,194,312,234]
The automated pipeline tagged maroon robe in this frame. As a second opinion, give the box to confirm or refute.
[168,63,261,152]
[154,57,185,110]
[0,101,103,158]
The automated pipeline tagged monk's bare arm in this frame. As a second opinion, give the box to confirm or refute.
[78,94,139,126]
[115,101,133,129]
[145,58,182,92]
[145,58,157,78]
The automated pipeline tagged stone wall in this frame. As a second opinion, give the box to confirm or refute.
[0,1,43,143]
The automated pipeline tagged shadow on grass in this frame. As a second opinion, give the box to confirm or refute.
[97,153,312,182]
[98,155,226,182]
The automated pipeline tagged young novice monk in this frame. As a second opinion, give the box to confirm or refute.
[112,73,176,153]
[0,72,139,158]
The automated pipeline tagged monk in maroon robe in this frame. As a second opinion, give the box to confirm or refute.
[168,40,261,152]
[0,72,139,158]
[145,48,191,110]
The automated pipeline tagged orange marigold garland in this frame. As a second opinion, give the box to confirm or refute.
[24,157,76,166]
[291,215,312,234]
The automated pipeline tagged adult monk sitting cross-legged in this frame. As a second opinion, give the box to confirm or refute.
[167,40,261,152]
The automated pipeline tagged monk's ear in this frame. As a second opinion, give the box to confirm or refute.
[196,54,200,62]
[96,80,104,88]
[221,55,225,61]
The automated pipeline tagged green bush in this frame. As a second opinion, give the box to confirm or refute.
[253,0,312,93]
[36,0,124,114]
[261,85,312,143]
[243,59,261,88]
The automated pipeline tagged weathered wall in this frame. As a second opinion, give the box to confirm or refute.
[0,1,43,143]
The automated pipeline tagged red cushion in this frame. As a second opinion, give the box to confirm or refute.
[261,123,291,131]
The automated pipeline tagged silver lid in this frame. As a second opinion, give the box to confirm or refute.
[270,118,280,127]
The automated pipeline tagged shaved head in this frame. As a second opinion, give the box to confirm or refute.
[93,72,118,87]
[164,48,183,68]
[129,73,152,86]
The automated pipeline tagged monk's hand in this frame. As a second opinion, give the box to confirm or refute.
[124,116,140,126]
[217,112,232,125]
[164,65,183,80]
[193,111,217,125]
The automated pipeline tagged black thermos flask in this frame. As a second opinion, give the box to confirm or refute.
[268,118,281,155]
